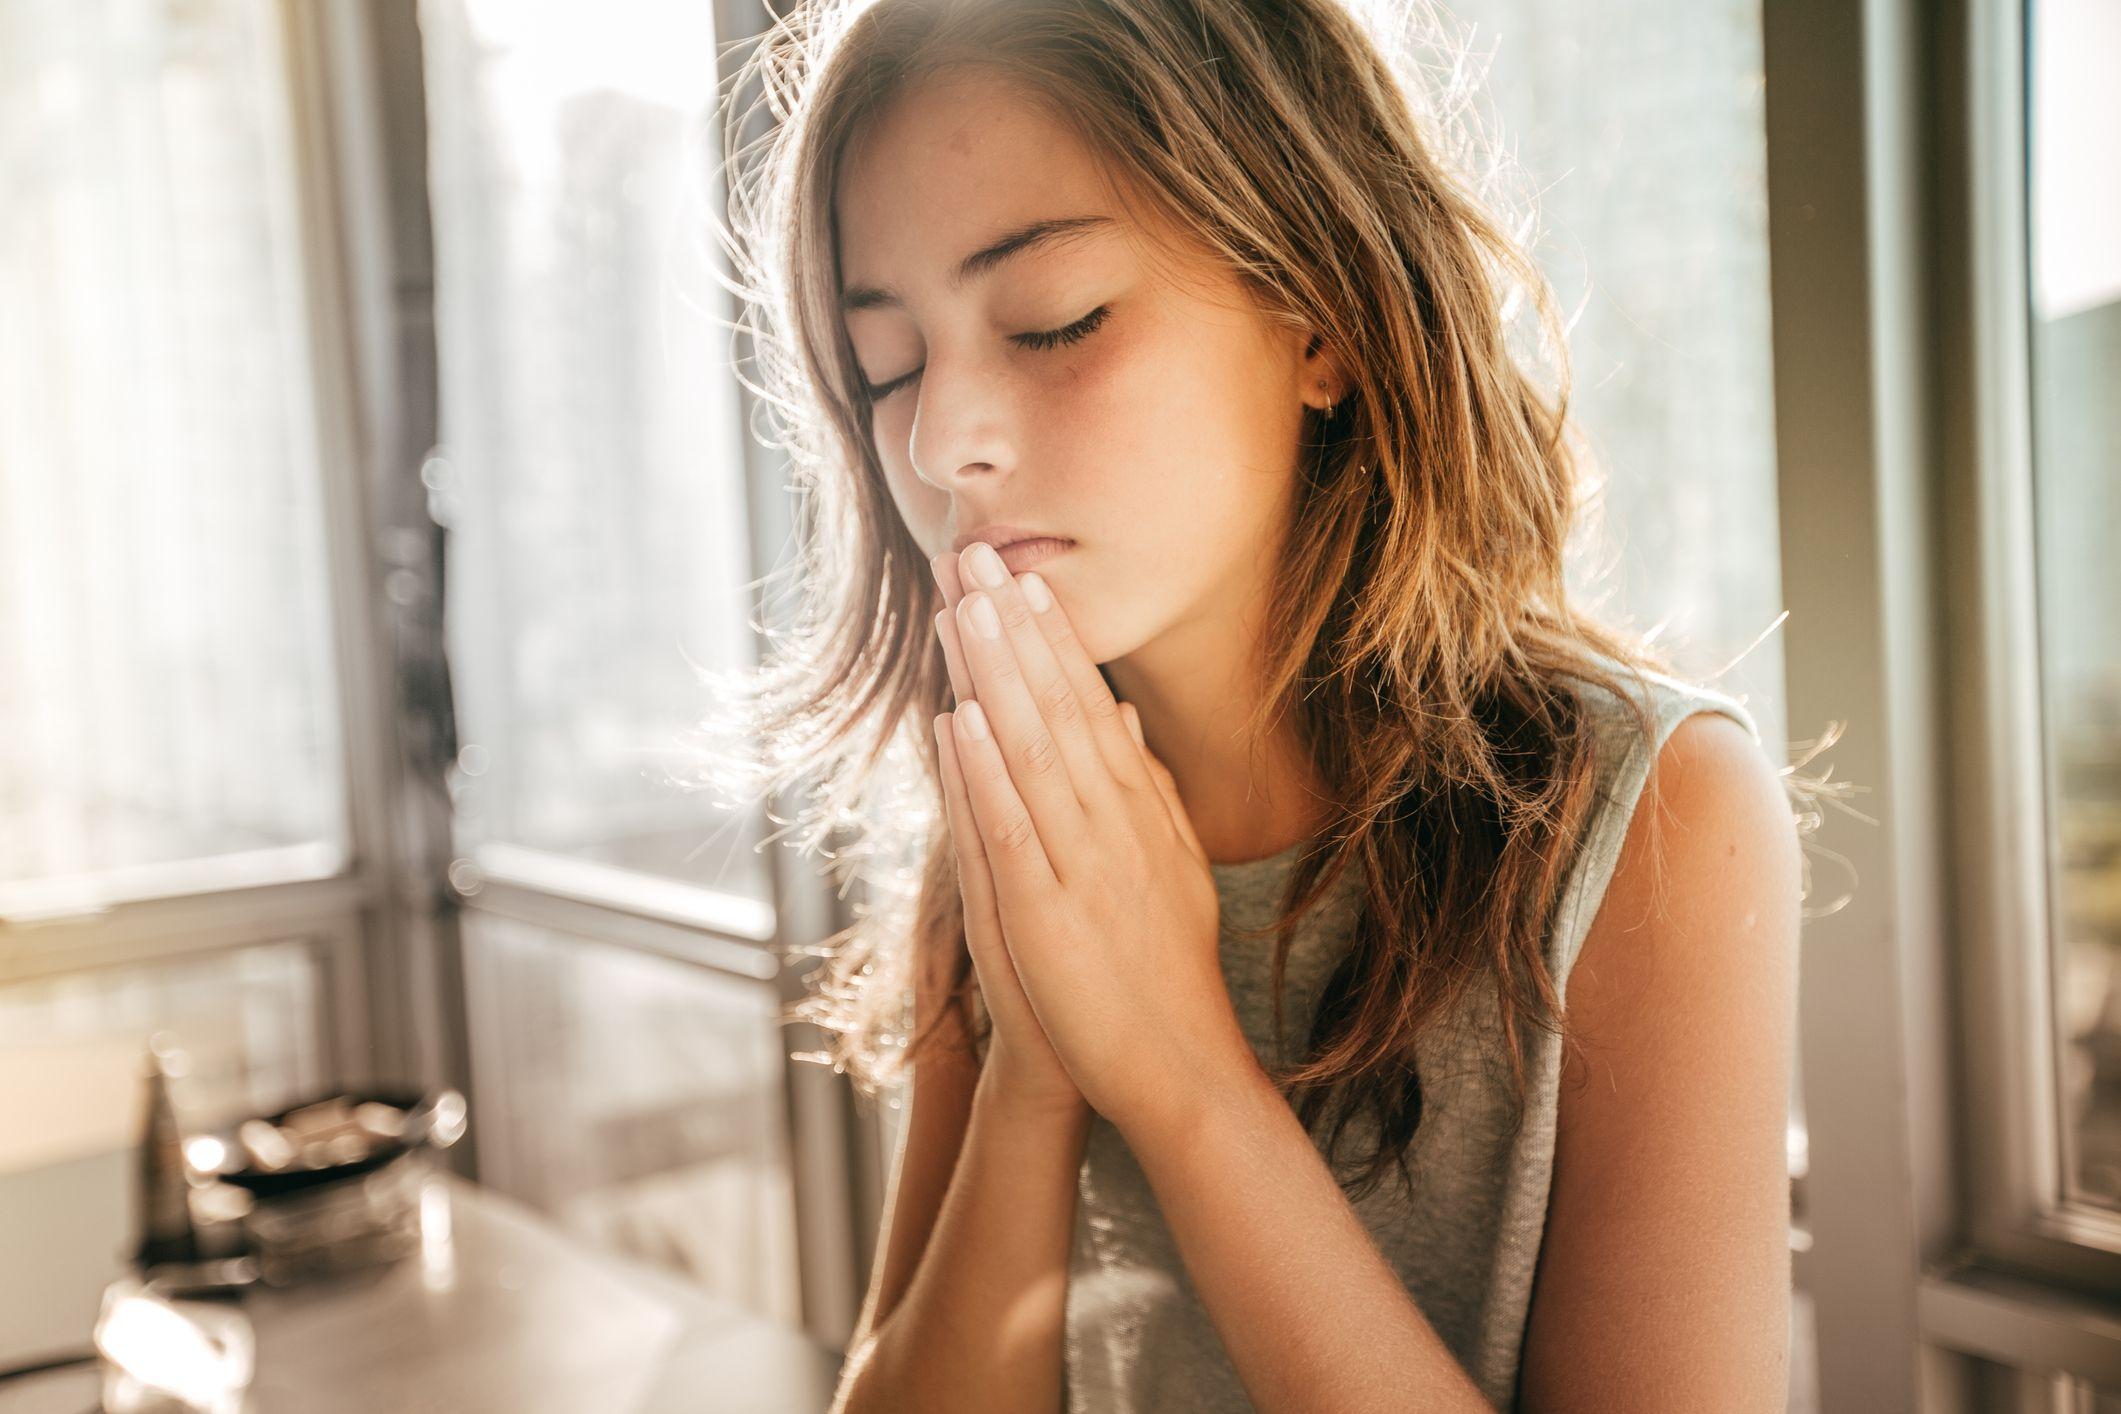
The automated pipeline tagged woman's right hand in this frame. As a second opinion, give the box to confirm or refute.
[930,547,1087,1119]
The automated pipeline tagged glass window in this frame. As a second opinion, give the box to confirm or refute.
[0,941,326,1174]
[0,0,349,917]
[461,911,801,1325]
[418,0,769,905]
[2027,0,2121,1216]
[1436,0,1788,725]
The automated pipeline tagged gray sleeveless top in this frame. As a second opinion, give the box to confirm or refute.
[1062,665,1763,1412]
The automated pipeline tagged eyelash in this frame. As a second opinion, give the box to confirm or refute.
[863,303,1113,402]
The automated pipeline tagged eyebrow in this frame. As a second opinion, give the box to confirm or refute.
[840,215,1118,313]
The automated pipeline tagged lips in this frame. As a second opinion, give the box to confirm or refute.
[993,536,1074,575]
[953,524,1066,555]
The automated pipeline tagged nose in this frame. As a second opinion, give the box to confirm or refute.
[904,358,1010,495]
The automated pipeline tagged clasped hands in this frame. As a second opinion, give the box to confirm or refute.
[929,541,1245,1137]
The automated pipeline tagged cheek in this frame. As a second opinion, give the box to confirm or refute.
[1089,304,1260,471]
[1068,308,1182,432]
[877,446,949,555]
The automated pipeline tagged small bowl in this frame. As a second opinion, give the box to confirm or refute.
[197,1087,466,1200]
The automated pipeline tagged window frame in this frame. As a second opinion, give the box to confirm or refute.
[1932,0,2121,1309]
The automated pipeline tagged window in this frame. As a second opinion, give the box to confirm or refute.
[0,0,363,1175]
[1914,0,2121,1396]
[417,0,819,1326]
[1440,0,1788,728]
[0,0,347,921]
[461,912,801,1324]
[0,944,326,1172]
[2027,0,2121,1223]
[420,0,768,908]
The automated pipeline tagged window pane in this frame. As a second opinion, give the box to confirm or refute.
[1441,0,1788,725]
[0,940,326,1174]
[419,0,769,903]
[2028,0,2121,1215]
[0,0,349,913]
[461,911,801,1325]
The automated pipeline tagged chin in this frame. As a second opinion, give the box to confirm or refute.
[1070,596,1161,675]
[1044,582,1112,666]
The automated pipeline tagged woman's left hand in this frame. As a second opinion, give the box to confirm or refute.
[932,541,1250,1135]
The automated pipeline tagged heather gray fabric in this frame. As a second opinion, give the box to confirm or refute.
[1062,665,1763,1412]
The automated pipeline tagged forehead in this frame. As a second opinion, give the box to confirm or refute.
[834,70,1132,299]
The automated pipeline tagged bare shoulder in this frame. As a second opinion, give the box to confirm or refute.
[1559,706,1800,1113]
[1520,709,1801,1410]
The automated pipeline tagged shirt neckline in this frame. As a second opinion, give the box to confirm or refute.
[1207,835,1313,883]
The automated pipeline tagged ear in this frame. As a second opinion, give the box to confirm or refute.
[1298,330,1350,411]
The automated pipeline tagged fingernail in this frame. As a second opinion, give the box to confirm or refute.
[967,541,1009,589]
[1123,704,1143,746]
[959,700,990,740]
[968,593,1002,639]
[1020,571,1052,613]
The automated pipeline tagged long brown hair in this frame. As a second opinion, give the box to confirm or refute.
[684,0,1842,1201]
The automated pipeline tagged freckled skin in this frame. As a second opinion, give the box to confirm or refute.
[835,65,1345,863]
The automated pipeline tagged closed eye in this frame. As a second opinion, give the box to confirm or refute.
[862,303,1113,402]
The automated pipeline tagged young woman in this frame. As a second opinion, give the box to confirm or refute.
[699,0,1815,1408]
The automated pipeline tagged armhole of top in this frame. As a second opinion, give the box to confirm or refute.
[1550,673,1764,995]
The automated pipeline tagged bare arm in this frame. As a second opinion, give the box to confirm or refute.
[841,973,982,1361]
[833,1062,1091,1414]
[1518,713,1799,1409]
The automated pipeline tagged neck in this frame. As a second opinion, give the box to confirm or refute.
[1103,608,1329,869]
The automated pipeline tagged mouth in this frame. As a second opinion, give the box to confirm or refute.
[993,536,1076,575]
